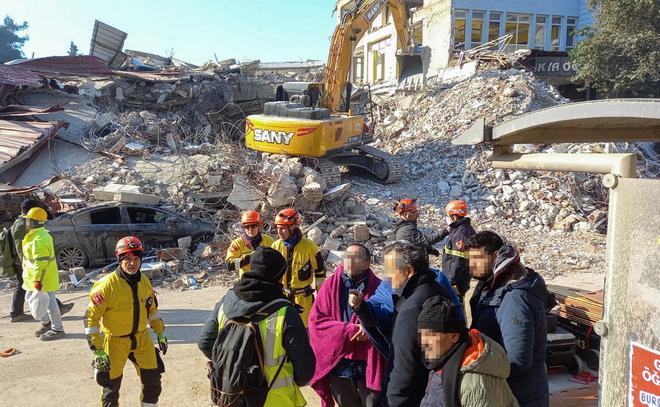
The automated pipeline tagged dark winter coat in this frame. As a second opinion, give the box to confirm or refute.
[441,217,475,295]
[470,245,550,407]
[394,220,443,256]
[386,269,454,407]
[198,288,315,387]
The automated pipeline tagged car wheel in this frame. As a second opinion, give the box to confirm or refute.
[192,233,214,249]
[56,246,88,269]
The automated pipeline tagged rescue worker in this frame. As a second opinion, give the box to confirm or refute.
[226,210,275,276]
[198,246,314,406]
[84,236,167,407]
[440,200,476,300]
[21,207,66,341]
[271,208,325,327]
[9,198,72,322]
[393,198,443,257]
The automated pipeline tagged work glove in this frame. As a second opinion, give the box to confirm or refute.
[157,333,168,355]
[34,280,42,291]
[93,350,110,372]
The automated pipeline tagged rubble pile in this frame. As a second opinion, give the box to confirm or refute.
[370,68,656,235]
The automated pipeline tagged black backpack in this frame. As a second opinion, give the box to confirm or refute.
[208,298,290,407]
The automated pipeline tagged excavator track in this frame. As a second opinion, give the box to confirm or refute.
[355,145,405,184]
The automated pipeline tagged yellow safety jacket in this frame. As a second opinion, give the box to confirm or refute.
[217,304,306,407]
[84,269,164,351]
[272,237,324,327]
[21,227,59,292]
[226,234,275,276]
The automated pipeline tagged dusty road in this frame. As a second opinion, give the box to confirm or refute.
[0,286,322,406]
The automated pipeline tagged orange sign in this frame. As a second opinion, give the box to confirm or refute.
[630,342,660,406]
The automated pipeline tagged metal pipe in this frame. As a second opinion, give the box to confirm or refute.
[490,146,638,178]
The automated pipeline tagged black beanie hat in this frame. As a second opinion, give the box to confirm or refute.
[418,295,465,333]
[244,246,287,283]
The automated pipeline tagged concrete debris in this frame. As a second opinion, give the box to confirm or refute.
[227,174,261,211]
[93,183,160,205]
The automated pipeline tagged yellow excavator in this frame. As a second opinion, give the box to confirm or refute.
[245,0,423,185]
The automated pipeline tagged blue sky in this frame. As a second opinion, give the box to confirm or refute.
[3,0,338,64]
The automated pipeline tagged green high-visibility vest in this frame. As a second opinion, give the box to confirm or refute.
[218,303,306,407]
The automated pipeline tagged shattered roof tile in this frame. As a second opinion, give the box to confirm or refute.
[0,104,64,119]
[13,56,113,77]
[0,120,68,169]
[0,65,43,87]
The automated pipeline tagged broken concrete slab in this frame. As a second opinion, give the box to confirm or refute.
[324,183,352,201]
[227,174,261,211]
[267,175,298,207]
[306,227,325,246]
[93,183,160,204]
[353,224,370,242]
[323,237,342,251]
[141,262,165,279]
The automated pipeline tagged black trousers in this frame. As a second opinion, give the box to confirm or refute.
[329,374,379,407]
[10,268,25,317]
[11,269,63,317]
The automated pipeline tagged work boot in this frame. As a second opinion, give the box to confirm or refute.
[10,313,33,322]
[35,322,51,337]
[40,330,65,341]
[59,302,74,316]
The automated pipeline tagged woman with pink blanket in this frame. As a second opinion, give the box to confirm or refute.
[308,244,387,407]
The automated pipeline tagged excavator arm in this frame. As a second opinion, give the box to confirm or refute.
[321,0,416,112]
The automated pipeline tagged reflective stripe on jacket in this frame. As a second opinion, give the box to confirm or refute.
[21,227,59,292]
[225,234,275,276]
[218,304,306,407]
[84,269,164,352]
[271,237,324,291]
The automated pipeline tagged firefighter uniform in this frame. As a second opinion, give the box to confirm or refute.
[84,269,165,407]
[226,234,275,276]
[442,217,476,297]
[272,237,324,327]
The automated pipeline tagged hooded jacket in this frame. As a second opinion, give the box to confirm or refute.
[421,330,518,407]
[386,269,454,407]
[470,245,549,407]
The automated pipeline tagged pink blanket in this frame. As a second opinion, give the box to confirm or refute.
[309,264,387,406]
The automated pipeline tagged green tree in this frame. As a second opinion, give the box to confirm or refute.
[68,41,80,56]
[571,0,660,97]
[0,16,29,63]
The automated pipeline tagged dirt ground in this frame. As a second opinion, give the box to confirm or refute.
[0,286,322,406]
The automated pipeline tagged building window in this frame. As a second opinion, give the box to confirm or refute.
[535,15,547,50]
[373,51,385,82]
[454,9,467,49]
[505,13,531,50]
[353,55,364,82]
[566,17,577,50]
[551,16,562,50]
[384,5,390,25]
[471,11,485,47]
[412,21,423,46]
[488,12,502,42]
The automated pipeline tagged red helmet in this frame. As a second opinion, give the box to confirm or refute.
[446,200,468,217]
[241,210,263,226]
[115,236,144,260]
[274,208,300,226]
[393,198,418,215]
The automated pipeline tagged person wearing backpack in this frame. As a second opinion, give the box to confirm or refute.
[198,246,315,407]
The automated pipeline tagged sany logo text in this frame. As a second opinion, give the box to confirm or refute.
[253,129,295,145]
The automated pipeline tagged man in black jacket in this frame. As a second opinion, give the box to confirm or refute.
[466,231,550,407]
[381,240,454,407]
[198,247,315,393]
[393,198,443,257]
[439,200,476,300]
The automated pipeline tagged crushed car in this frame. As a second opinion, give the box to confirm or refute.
[46,202,216,268]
